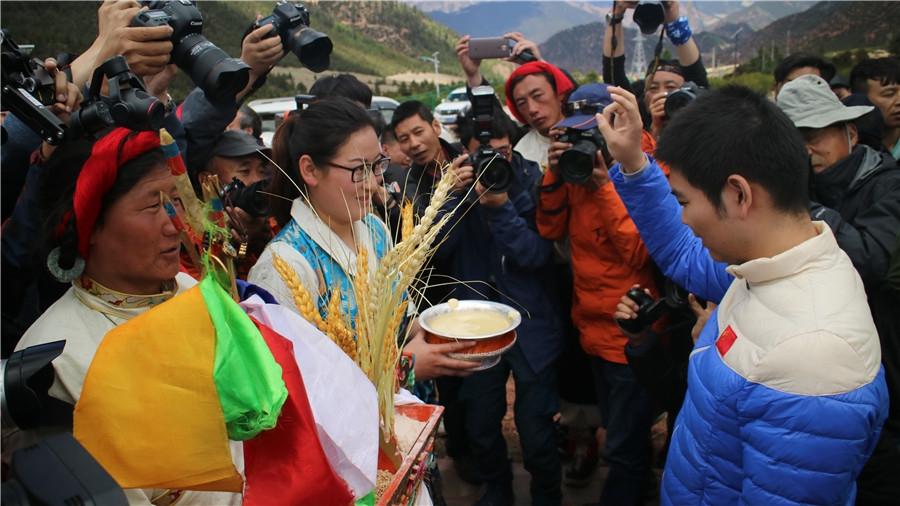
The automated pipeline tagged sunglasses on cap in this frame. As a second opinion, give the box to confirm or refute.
[564,100,607,117]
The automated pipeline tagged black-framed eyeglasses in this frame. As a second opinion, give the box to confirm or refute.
[324,156,391,182]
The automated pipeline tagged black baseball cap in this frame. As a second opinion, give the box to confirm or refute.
[211,130,271,159]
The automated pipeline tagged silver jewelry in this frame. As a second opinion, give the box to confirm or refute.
[47,247,85,282]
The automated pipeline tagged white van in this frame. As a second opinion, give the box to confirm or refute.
[247,95,400,146]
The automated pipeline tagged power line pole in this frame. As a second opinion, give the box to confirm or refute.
[419,52,441,103]
[630,30,647,79]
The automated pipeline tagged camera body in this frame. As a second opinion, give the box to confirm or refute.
[68,56,165,139]
[219,177,270,218]
[557,127,607,185]
[132,0,250,102]
[254,1,332,73]
[468,85,513,194]
[616,281,689,335]
[0,29,66,144]
[664,81,707,118]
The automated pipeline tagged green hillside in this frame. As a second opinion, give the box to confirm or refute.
[0,1,464,80]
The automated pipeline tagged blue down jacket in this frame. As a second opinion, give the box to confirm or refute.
[611,159,888,505]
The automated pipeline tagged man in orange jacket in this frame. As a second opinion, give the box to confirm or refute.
[537,83,661,505]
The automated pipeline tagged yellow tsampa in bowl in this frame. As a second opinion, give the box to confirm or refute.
[419,300,521,370]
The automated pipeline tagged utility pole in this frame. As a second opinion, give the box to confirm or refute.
[732,26,744,68]
[630,30,647,79]
[418,52,441,103]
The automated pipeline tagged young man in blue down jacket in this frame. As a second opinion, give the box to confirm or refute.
[596,84,888,504]
[438,102,565,506]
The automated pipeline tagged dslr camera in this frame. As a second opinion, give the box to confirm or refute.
[557,128,608,185]
[467,85,513,194]
[664,81,707,118]
[131,0,250,102]
[219,177,270,218]
[616,281,689,335]
[632,1,669,35]
[0,29,66,144]
[253,1,332,73]
[557,95,610,185]
[68,56,165,139]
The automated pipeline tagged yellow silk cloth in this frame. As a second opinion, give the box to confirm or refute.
[73,286,242,492]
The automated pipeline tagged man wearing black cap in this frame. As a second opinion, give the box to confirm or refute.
[196,130,274,278]
[201,130,272,188]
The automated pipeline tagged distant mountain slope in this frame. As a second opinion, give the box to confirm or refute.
[710,1,812,31]
[539,1,897,74]
[417,1,606,43]
[0,0,463,77]
[738,1,900,57]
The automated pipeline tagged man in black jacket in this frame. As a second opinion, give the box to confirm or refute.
[778,74,900,506]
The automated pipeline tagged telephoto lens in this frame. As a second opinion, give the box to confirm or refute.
[132,1,250,102]
[254,1,333,73]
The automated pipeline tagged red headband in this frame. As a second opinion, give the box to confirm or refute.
[72,128,161,259]
[504,61,576,124]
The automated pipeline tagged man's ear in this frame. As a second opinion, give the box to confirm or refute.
[298,155,320,188]
[847,122,859,148]
[431,119,442,137]
[722,174,753,218]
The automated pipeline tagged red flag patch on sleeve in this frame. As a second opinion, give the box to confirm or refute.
[716,326,738,356]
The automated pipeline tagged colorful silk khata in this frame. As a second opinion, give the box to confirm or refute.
[73,277,378,504]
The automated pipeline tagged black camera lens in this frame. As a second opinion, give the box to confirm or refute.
[558,143,597,185]
[171,34,250,103]
[558,127,607,185]
[109,90,165,132]
[286,27,332,73]
[633,2,666,35]
[221,178,270,218]
[474,149,513,193]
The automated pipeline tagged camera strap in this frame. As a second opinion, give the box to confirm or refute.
[643,29,667,90]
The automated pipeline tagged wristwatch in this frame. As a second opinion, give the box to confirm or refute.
[606,12,624,25]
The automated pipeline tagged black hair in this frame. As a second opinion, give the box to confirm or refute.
[389,100,434,133]
[456,107,518,148]
[40,134,167,271]
[508,71,557,98]
[369,109,386,139]
[656,85,810,214]
[774,53,836,84]
[269,97,376,226]
[850,57,900,93]
[309,74,373,109]
[237,104,262,139]
[381,127,398,144]
[842,93,885,152]
[647,59,685,77]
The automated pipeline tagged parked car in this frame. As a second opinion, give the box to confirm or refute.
[247,95,400,146]
[433,87,470,125]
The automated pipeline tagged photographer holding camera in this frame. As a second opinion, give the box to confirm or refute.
[456,33,575,169]
[603,1,708,139]
[430,88,564,505]
[538,83,661,505]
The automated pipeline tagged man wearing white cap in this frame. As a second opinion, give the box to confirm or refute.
[779,74,900,505]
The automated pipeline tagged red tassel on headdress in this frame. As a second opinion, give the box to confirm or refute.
[72,128,161,259]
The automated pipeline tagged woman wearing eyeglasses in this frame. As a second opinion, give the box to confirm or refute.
[249,97,478,381]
